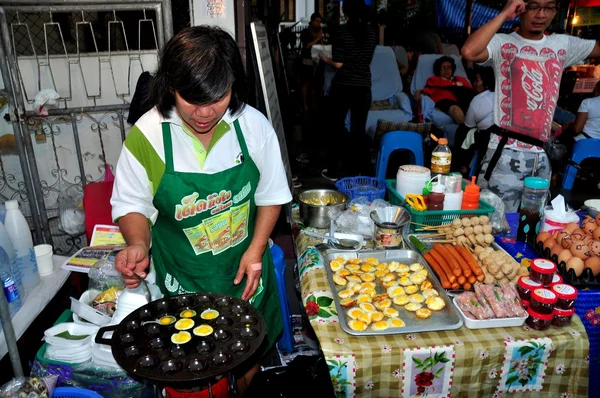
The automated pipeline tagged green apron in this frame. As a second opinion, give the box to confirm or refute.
[151,120,282,351]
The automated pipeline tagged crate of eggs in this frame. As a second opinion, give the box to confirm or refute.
[535,215,600,287]
[516,259,578,331]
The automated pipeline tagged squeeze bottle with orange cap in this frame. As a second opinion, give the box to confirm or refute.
[430,137,452,175]
[461,176,480,210]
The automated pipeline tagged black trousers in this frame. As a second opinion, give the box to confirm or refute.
[326,84,373,176]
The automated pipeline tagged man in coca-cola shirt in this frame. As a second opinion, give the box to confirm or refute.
[462,0,600,212]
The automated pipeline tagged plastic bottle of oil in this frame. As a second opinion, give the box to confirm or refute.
[430,138,452,175]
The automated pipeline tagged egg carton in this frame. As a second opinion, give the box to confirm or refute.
[535,242,600,289]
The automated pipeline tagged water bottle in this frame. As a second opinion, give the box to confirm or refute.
[4,200,40,289]
[517,177,550,244]
[0,245,22,317]
[0,220,24,299]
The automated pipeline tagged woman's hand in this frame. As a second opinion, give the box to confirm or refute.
[115,243,150,289]
[234,246,263,301]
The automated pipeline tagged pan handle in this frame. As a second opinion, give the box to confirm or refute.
[95,325,118,346]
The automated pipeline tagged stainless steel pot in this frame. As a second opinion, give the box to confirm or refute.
[297,189,349,229]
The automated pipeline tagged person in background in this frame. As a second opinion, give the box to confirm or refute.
[300,13,323,114]
[563,81,600,142]
[319,0,377,181]
[416,56,475,125]
[461,0,600,212]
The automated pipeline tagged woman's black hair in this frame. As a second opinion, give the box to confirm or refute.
[478,66,496,92]
[433,56,456,77]
[147,26,247,117]
[342,0,369,42]
[310,12,322,23]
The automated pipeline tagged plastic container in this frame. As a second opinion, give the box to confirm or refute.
[530,288,558,315]
[70,291,112,326]
[453,297,527,329]
[516,276,543,302]
[526,306,553,331]
[517,177,549,244]
[395,165,431,200]
[44,322,99,347]
[387,180,495,232]
[529,258,557,285]
[0,220,23,297]
[427,184,445,211]
[35,244,54,276]
[4,200,40,289]
[545,273,563,288]
[431,138,451,174]
[335,177,387,201]
[461,176,480,210]
[443,191,463,211]
[550,283,578,310]
[53,387,104,398]
[551,307,574,327]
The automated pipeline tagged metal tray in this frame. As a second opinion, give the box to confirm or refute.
[94,293,266,385]
[323,249,463,336]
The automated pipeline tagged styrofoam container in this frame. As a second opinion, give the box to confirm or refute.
[70,290,112,326]
[44,322,99,347]
[453,297,527,329]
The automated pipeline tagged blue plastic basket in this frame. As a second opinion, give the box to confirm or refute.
[53,387,103,398]
[335,177,387,201]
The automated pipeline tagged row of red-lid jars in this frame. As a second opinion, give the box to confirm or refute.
[517,259,578,330]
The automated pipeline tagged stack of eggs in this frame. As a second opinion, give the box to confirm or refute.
[536,214,600,279]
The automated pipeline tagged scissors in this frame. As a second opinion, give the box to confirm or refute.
[405,194,427,212]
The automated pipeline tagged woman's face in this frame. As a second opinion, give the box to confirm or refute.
[473,73,484,93]
[439,62,453,79]
[174,89,232,135]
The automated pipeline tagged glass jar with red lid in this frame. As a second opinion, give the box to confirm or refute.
[522,300,530,309]
[529,259,557,285]
[550,284,578,310]
[517,276,542,302]
[526,307,553,331]
[551,308,575,327]
[530,288,557,315]
[545,274,563,288]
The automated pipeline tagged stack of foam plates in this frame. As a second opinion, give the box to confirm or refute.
[44,323,99,364]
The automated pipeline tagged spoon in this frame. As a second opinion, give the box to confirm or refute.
[303,230,360,249]
[133,273,152,303]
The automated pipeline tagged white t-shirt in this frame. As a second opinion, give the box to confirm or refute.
[577,96,600,140]
[465,90,494,131]
[484,32,596,151]
[111,106,292,224]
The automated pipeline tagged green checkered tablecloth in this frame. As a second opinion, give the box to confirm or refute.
[294,230,590,398]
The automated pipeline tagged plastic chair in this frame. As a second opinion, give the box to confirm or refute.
[53,387,104,398]
[270,241,294,353]
[375,130,424,180]
[562,138,600,190]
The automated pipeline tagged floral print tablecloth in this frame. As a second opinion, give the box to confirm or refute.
[293,228,590,398]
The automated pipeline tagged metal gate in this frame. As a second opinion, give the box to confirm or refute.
[0,0,173,254]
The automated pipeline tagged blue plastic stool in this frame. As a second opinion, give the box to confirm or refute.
[270,241,294,353]
[469,152,479,178]
[53,387,103,398]
[562,138,600,190]
[375,130,424,180]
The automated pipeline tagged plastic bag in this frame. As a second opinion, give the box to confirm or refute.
[0,376,57,398]
[58,180,85,237]
[335,198,390,238]
[88,249,125,315]
[480,189,510,234]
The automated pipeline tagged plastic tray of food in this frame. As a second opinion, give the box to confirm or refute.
[452,297,527,329]
[323,249,463,336]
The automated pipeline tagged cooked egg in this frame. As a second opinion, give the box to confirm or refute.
[346,275,363,284]
[360,282,376,289]
[340,298,357,307]
[405,285,419,295]
[359,303,376,313]
[175,318,195,330]
[371,321,389,331]
[410,273,427,285]
[336,269,351,277]
[374,299,392,310]
[426,296,446,311]
[348,319,367,331]
[421,280,433,290]
[393,295,410,306]
[180,310,197,318]
[397,264,410,273]
[347,308,365,319]
[387,262,399,272]
[422,288,439,299]
[330,260,344,272]
[334,257,347,264]
[361,264,375,273]
[357,294,373,303]
[374,270,388,278]
[193,324,214,337]
[348,282,362,293]
[387,286,405,297]
[417,269,428,277]
[348,258,361,264]
[399,276,412,286]
[158,315,176,326]
[333,275,348,286]
[360,273,375,282]
[358,312,372,325]
[373,294,389,302]
[410,294,425,304]
[383,308,400,318]
[416,308,432,319]
[346,264,361,273]
[370,311,385,322]
[405,303,423,312]
[388,318,406,328]
[359,287,376,297]
[376,263,389,271]
[382,280,399,288]
[171,331,191,344]
[338,289,354,299]
[382,273,397,282]
[409,263,424,272]
[200,309,219,320]
[365,257,379,265]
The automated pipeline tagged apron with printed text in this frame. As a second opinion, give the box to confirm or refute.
[151,120,282,351]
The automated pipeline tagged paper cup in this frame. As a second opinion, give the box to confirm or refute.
[35,244,54,276]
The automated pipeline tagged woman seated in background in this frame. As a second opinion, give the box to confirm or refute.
[416,56,475,125]
[572,81,600,140]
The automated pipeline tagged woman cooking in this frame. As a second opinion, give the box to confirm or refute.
[111,26,292,395]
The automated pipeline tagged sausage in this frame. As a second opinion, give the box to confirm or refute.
[457,275,466,285]
[477,273,485,282]
[456,245,483,276]
[463,282,472,291]
[445,244,472,278]
[424,253,451,289]
[430,247,457,284]
[468,275,477,284]
[434,244,461,277]
[451,282,460,290]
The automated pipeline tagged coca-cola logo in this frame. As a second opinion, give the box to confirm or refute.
[501,61,511,78]
[501,43,518,62]
[501,115,512,128]
[557,49,567,61]
[521,46,538,56]
[540,48,556,59]
[501,97,511,113]
[520,63,545,111]
[501,79,512,96]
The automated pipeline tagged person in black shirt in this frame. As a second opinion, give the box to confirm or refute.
[300,13,323,113]
[319,0,378,181]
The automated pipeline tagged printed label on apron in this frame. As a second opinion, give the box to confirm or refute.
[231,200,250,247]
[233,182,251,204]
[175,190,233,221]
[164,273,192,294]
[182,223,211,255]
[203,212,232,255]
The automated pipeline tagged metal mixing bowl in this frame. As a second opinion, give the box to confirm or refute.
[297,189,349,229]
